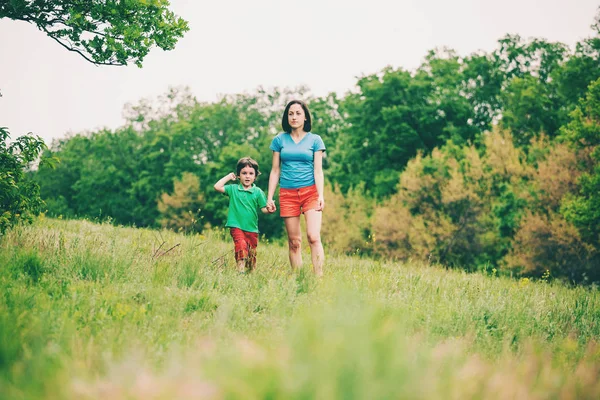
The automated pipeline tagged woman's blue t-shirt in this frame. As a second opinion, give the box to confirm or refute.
[269,132,326,189]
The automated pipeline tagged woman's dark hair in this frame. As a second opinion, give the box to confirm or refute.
[281,100,312,133]
[236,157,261,176]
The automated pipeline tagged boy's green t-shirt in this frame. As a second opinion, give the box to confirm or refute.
[224,184,267,233]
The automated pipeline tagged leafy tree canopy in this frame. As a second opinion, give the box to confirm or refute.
[559,78,600,247]
[0,128,48,235]
[0,0,189,66]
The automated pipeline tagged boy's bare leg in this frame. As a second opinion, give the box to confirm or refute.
[236,259,247,273]
[247,248,257,272]
[284,216,303,270]
[305,209,324,277]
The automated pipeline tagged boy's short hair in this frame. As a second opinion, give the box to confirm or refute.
[236,157,261,176]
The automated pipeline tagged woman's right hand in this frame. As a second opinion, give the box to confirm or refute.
[266,199,277,213]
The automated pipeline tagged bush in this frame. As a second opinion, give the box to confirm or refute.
[321,183,374,255]
[158,172,206,234]
[504,211,599,283]
[0,128,47,235]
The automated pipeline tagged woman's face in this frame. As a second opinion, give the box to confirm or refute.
[288,104,305,130]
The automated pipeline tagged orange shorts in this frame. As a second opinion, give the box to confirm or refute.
[279,184,320,217]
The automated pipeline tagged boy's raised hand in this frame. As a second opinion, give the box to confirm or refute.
[214,172,237,193]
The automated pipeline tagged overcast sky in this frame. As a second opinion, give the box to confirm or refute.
[1,0,598,144]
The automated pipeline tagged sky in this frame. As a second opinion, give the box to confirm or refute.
[1,0,598,145]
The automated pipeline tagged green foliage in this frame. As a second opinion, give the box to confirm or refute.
[3,247,46,284]
[183,295,217,314]
[17,250,45,284]
[0,0,189,67]
[554,12,600,106]
[335,35,575,196]
[498,16,600,145]
[0,128,47,235]
[492,184,527,239]
[36,127,144,223]
[559,78,600,249]
[338,50,479,197]
[501,75,562,145]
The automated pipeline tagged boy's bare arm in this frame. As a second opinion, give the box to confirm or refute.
[214,173,236,193]
[260,206,270,214]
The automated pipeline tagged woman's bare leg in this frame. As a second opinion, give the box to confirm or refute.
[304,210,324,277]
[284,216,303,270]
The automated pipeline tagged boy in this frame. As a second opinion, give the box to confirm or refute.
[214,157,272,273]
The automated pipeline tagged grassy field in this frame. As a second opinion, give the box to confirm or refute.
[1,217,599,399]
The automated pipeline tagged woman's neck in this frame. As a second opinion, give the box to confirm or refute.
[290,128,306,138]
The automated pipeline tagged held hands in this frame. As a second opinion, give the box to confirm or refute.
[264,198,323,213]
[266,199,277,214]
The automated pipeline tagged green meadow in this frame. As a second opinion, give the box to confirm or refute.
[1,217,599,399]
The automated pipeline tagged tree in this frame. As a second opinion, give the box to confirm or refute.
[554,9,600,107]
[559,78,600,249]
[0,128,47,235]
[0,0,189,67]
[338,50,479,197]
[1,2,189,235]
[500,75,560,146]
[157,172,205,233]
[495,38,570,145]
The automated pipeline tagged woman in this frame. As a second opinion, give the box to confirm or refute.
[267,100,326,276]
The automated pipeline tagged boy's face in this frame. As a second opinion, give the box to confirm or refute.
[238,165,257,189]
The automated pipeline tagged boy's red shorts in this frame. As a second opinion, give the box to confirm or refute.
[279,184,320,217]
[230,228,258,261]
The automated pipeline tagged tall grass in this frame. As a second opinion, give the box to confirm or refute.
[1,217,599,399]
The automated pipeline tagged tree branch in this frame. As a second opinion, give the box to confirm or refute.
[41,26,125,66]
